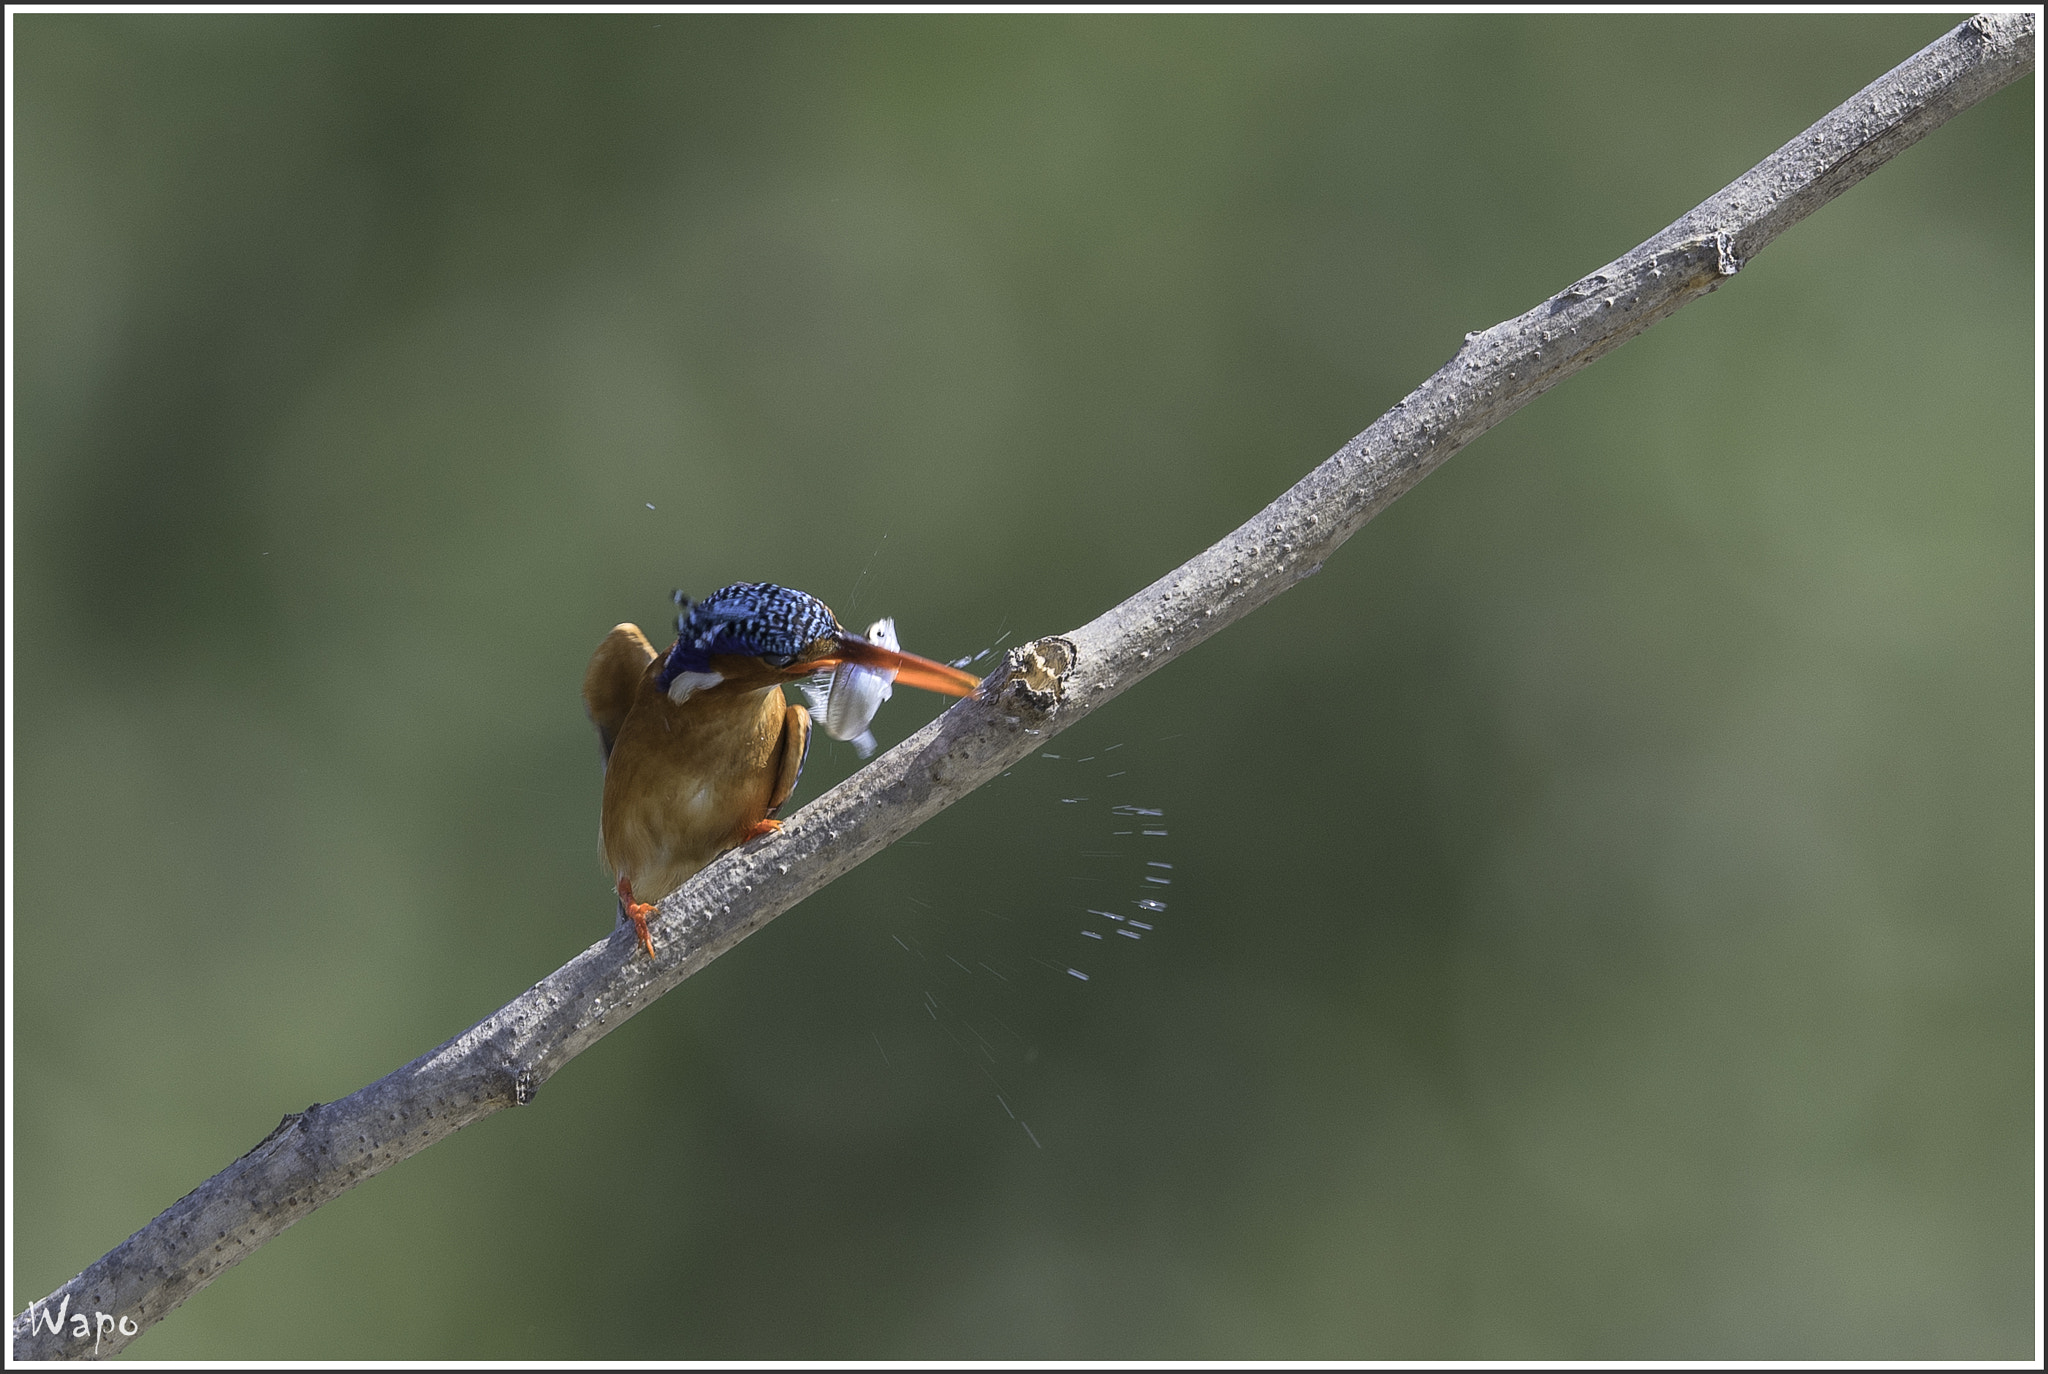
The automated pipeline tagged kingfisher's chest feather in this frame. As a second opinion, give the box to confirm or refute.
[610,675,778,774]
[604,678,786,817]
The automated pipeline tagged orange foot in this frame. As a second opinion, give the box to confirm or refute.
[616,876,658,961]
[739,817,784,843]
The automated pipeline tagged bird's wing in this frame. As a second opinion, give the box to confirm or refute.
[766,700,812,817]
[583,622,658,762]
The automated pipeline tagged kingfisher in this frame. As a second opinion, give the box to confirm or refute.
[582,582,981,960]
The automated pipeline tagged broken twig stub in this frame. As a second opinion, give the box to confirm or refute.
[993,636,1077,711]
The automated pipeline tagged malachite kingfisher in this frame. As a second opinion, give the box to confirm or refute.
[582,582,981,960]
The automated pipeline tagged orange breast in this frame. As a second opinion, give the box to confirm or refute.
[598,673,790,903]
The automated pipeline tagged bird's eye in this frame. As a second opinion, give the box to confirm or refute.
[763,652,795,668]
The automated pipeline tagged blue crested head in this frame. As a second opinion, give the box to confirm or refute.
[658,582,839,689]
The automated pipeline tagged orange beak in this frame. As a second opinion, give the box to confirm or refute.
[819,635,982,697]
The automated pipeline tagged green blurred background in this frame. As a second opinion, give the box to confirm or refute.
[10,13,2034,1360]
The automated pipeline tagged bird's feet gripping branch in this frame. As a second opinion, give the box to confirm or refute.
[582,582,982,961]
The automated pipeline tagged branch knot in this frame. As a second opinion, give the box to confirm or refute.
[992,636,1076,711]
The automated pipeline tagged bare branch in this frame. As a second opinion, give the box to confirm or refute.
[14,11,2032,1360]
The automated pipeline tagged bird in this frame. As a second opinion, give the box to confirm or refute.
[582,581,981,960]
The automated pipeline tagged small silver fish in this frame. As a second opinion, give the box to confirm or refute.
[802,616,898,759]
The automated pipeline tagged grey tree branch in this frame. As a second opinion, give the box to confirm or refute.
[15,12,2032,1360]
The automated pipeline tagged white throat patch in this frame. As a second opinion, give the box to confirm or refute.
[666,670,726,704]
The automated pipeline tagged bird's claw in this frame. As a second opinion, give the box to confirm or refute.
[616,877,659,961]
[626,902,658,961]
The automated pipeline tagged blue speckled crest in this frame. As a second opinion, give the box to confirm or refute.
[658,582,838,687]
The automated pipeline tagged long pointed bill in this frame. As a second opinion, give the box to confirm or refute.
[825,635,982,697]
